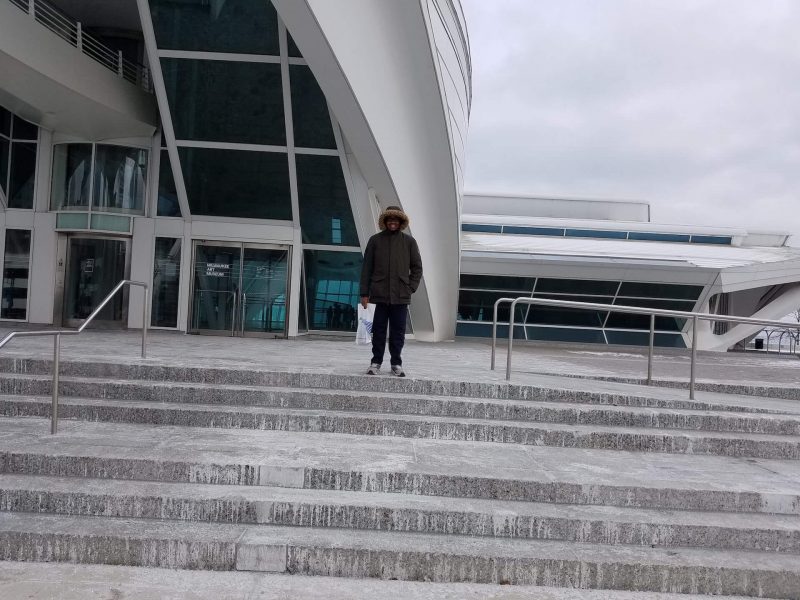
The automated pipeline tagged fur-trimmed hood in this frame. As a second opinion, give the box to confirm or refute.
[378,205,410,231]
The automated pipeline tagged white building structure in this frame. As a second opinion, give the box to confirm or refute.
[459,194,800,351]
[0,0,469,341]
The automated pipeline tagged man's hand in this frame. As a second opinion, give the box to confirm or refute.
[360,296,369,309]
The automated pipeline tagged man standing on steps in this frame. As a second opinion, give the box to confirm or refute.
[359,205,422,377]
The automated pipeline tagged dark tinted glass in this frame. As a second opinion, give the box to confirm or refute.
[162,59,285,145]
[1,229,31,319]
[296,155,357,245]
[535,278,619,295]
[152,237,181,327]
[12,116,37,140]
[606,331,685,348]
[607,297,693,331]
[527,326,606,344]
[565,228,627,239]
[287,32,302,57]
[456,321,526,339]
[157,150,181,217]
[618,281,702,300]
[504,226,564,236]
[690,235,732,245]
[8,142,36,209]
[527,294,610,326]
[149,0,279,55]
[179,147,291,220]
[628,231,690,242]
[303,250,362,332]
[461,223,502,233]
[459,274,535,291]
[51,144,92,210]
[0,138,8,196]
[457,290,527,322]
[0,107,10,137]
[290,65,336,149]
[93,145,148,214]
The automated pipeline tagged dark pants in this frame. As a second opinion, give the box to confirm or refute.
[371,303,408,366]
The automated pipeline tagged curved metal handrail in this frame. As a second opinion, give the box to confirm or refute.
[0,280,149,434]
[490,296,800,399]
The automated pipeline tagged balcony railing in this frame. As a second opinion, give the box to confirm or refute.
[8,0,153,93]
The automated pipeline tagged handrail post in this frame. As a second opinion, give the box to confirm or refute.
[76,21,82,51]
[506,299,518,381]
[141,286,149,359]
[117,50,124,77]
[491,299,503,370]
[28,0,34,18]
[51,333,60,434]
[646,313,655,385]
[690,315,698,400]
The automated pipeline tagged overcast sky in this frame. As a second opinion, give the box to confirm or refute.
[461,0,800,236]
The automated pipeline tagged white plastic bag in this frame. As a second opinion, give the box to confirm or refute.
[356,303,375,345]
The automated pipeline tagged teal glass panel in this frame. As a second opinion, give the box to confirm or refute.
[504,226,564,236]
[690,235,732,245]
[0,138,8,197]
[162,58,285,145]
[2,229,31,320]
[90,214,131,233]
[459,274,535,292]
[295,155,357,245]
[242,247,289,335]
[290,65,336,149]
[565,228,628,239]
[461,224,502,233]
[149,0,279,55]
[8,142,36,209]
[628,231,690,242]
[56,212,89,229]
[152,237,181,327]
[157,150,181,217]
[303,250,362,332]
[12,115,37,141]
[51,144,92,210]
[287,32,302,57]
[92,145,148,214]
[179,147,291,220]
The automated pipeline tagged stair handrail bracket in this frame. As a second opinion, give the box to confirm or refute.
[0,280,150,434]
[490,296,800,399]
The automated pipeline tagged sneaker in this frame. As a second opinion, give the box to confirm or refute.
[366,363,380,375]
[391,365,405,377]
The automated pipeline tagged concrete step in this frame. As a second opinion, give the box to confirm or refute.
[0,562,759,600]
[2,474,799,553]
[4,375,800,433]
[0,512,798,596]
[2,357,799,415]
[2,418,799,515]
[5,395,800,460]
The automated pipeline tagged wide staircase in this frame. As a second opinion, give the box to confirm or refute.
[0,355,799,598]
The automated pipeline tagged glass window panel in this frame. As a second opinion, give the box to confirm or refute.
[628,231,691,242]
[690,235,732,245]
[503,226,564,236]
[51,144,92,210]
[303,250,362,332]
[461,224,502,233]
[527,326,606,344]
[162,58,285,145]
[148,0,279,55]
[90,214,131,233]
[459,274,535,292]
[607,297,693,332]
[456,321,525,339]
[605,331,685,348]
[152,237,181,327]
[0,107,10,137]
[527,294,610,327]
[457,289,527,322]
[157,150,181,217]
[0,138,8,197]
[287,32,302,57]
[295,154,357,245]
[179,147,291,220]
[565,229,628,239]
[617,281,702,300]
[290,65,336,149]
[2,229,31,320]
[92,145,148,214]
[56,213,89,229]
[535,278,619,295]
[8,142,36,209]
[11,116,37,141]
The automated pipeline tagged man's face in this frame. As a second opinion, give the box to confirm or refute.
[386,217,401,231]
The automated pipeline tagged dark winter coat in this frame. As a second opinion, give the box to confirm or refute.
[359,229,422,305]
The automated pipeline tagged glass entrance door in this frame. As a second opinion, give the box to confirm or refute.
[63,236,129,328]
[190,241,290,337]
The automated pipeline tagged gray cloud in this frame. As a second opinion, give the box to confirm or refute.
[462,0,800,235]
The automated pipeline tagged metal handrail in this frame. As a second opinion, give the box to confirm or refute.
[0,280,149,434]
[490,296,800,399]
[8,0,153,92]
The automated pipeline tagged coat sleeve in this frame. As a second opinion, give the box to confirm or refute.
[359,237,375,297]
[409,237,423,293]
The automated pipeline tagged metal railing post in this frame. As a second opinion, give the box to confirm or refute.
[647,313,655,385]
[690,315,698,400]
[490,298,506,371]
[117,50,124,77]
[51,333,60,434]
[141,286,149,359]
[28,0,34,17]
[76,21,82,51]
[506,298,518,381]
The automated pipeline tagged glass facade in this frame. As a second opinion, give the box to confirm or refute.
[296,155,358,245]
[290,65,336,149]
[302,250,362,332]
[0,106,38,210]
[157,150,181,217]
[457,274,703,347]
[51,144,92,210]
[152,238,181,328]
[1,229,31,320]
